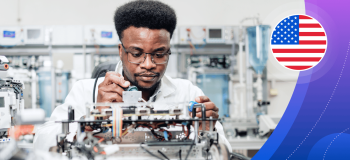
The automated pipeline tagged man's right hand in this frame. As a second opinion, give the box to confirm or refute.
[96,72,130,111]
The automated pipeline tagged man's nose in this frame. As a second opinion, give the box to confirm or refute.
[140,54,156,69]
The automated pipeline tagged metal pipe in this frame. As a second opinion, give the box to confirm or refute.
[209,116,213,132]
[62,123,69,134]
[49,30,56,115]
[201,104,206,133]
[194,117,199,144]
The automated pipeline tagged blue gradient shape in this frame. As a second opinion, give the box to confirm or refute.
[253,0,350,159]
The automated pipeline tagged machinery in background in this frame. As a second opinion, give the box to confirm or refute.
[0,55,25,141]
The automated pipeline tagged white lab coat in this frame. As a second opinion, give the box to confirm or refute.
[33,61,232,152]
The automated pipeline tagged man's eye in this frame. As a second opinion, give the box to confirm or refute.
[131,53,143,57]
[155,53,165,58]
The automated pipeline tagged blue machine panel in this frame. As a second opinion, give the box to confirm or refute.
[3,31,15,38]
[196,74,229,117]
[101,31,112,38]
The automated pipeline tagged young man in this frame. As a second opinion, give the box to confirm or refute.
[34,0,232,152]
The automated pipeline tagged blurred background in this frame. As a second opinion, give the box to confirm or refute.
[0,0,305,157]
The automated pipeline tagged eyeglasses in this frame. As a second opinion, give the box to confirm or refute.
[121,43,171,64]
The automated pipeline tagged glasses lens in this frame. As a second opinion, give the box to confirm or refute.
[153,52,170,64]
[127,52,145,64]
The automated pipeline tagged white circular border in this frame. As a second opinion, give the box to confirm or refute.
[269,14,328,71]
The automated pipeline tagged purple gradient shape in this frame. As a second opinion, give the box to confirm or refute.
[253,0,350,159]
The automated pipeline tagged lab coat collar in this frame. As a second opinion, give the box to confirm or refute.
[114,61,176,98]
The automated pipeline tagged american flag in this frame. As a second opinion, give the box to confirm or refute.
[271,15,327,71]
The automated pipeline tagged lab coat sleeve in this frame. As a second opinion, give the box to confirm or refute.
[33,80,88,151]
[191,85,233,152]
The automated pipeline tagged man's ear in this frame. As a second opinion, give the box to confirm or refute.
[118,43,123,59]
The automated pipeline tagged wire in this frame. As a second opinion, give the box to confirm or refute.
[185,142,194,160]
[92,69,109,103]
[179,150,182,160]
[140,142,164,160]
[158,150,169,160]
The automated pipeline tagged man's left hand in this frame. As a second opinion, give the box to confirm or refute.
[192,96,219,131]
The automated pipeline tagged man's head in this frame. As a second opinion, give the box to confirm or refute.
[114,0,177,92]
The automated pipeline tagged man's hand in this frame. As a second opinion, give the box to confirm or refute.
[96,71,130,112]
[192,96,219,131]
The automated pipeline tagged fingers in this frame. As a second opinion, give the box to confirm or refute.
[97,92,123,103]
[195,102,219,112]
[103,72,130,88]
[99,83,125,96]
[195,96,211,103]
[194,110,219,118]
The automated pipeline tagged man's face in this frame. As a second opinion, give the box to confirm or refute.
[118,26,170,91]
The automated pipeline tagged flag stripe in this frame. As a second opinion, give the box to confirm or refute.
[280,62,319,65]
[276,57,322,62]
[299,15,312,19]
[299,19,318,23]
[299,32,325,36]
[271,45,327,49]
[285,66,313,70]
[272,49,326,53]
[299,28,325,32]
[299,40,327,45]
[299,36,327,40]
[299,24,322,28]
[273,53,325,57]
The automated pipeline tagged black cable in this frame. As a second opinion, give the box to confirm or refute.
[92,69,109,103]
[179,150,182,160]
[185,142,194,160]
[230,152,251,160]
[158,150,169,160]
[140,142,164,160]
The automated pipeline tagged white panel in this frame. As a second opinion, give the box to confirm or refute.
[23,26,45,44]
[0,27,24,46]
[51,25,83,45]
[84,25,119,46]
[179,26,206,45]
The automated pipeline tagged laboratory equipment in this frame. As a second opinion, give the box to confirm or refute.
[23,26,45,45]
[0,27,24,47]
[0,56,25,140]
[37,70,70,117]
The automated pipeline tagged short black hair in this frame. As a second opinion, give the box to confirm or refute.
[114,0,177,41]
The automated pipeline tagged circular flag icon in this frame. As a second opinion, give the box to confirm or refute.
[270,15,327,71]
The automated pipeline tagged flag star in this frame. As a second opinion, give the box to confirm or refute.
[291,26,294,28]
[284,31,287,34]
[284,20,286,22]
[284,26,287,28]
[281,40,283,43]
[295,17,297,19]
[291,20,293,22]
[288,23,290,25]
[288,41,290,43]
[295,29,297,31]
[295,34,297,37]
[291,31,294,34]
[277,37,280,40]
[284,37,286,40]
[288,35,290,37]
[281,29,283,31]
[295,23,297,25]
[281,23,283,25]
[274,40,276,43]
[277,32,280,34]
[281,35,283,37]
[291,37,294,40]
[274,35,276,37]
[295,40,297,43]
[288,29,290,31]
[277,26,280,28]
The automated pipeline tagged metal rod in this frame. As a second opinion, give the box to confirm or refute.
[201,104,206,133]
[49,30,56,115]
[209,116,213,132]
[194,117,199,144]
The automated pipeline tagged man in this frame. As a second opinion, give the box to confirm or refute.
[34,0,232,152]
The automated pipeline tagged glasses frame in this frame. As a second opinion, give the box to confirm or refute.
[121,43,171,65]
